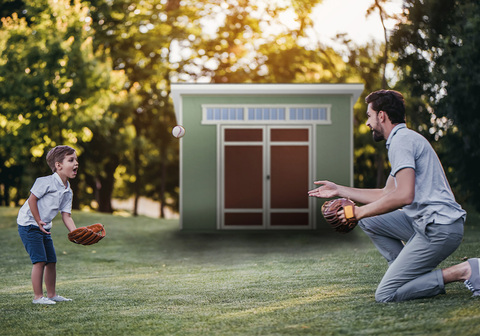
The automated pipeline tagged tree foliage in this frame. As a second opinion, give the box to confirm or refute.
[0,0,127,208]
[342,39,389,188]
[390,0,480,208]
[84,0,198,214]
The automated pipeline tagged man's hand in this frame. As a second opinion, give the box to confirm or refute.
[308,180,339,199]
[321,198,358,233]
[337,205,364,222]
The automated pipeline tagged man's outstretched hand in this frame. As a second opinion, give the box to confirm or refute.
[308,180,339,199]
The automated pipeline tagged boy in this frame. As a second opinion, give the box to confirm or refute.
[18,145,78,304]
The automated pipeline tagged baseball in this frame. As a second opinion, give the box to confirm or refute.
[172,125,186,138]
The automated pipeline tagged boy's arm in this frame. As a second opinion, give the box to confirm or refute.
[61,212,77,232]
[27,194,50,235]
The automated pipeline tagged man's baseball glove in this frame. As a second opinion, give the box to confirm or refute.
[68,223,106,245]
[321,198,358,233]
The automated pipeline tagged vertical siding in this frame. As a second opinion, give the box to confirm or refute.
[181,96,218,230]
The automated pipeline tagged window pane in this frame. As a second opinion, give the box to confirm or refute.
[298,108,304,120]
[271,108,277,120]
[263,108,270,120]
[290,108,296,120]
[305,108,311,120]
[320,108,327,120]
[203,105,327,123]
[207,108,214,120]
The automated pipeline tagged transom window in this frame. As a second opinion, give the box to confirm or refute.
[202,104,331,124]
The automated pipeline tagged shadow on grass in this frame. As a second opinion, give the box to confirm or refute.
[148,224,372,259]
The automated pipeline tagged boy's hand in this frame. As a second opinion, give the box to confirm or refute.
[38,221,50,234]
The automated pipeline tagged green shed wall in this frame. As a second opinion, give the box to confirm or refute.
[179,93,354,231]
[181,96,217,231]
[314,96,353,230]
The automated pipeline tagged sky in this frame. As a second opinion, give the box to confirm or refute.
[312,0,404,47]
[201,0,405,47]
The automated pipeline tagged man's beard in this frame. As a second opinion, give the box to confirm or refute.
[372,129,384,142]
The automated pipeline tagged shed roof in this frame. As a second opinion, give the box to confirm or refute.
[171,83,364,124]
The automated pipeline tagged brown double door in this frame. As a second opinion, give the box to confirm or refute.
[221,126,312,229]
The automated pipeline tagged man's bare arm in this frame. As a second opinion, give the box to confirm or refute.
[355,168,415,220]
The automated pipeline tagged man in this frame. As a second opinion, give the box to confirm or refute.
[308,90,479,302]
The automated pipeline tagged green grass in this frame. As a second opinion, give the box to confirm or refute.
[1,207,480,336]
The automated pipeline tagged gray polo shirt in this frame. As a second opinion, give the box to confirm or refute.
[386,124,466,228]
[17,173,73,230]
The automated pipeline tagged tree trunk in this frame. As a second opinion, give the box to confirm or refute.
[1,184,8,206]
[96,155,119,213]
[70,178,81,210]
[159,145,167,218]
[133,145,140,217]
[375,152,386,188]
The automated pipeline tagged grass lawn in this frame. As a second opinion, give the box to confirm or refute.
[1,206,480,336]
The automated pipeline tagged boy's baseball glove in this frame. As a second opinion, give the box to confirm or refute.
[321,198,358,233]
[68,223,106,245]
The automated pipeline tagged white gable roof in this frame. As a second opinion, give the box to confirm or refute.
[171,83,364,124]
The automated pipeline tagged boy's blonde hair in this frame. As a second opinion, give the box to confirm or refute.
[46,146,76,173]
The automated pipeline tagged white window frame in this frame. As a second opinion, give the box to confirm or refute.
[202,104,331,125]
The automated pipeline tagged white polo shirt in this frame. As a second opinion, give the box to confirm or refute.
[17,173,73,230]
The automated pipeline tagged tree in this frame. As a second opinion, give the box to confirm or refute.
[366,0,397,89]
[196,0,345,84]
[258,0,348,84]
[85,0,207,215]
[338,38,389,188]
[390,0,480,209]
[0,0,127,208]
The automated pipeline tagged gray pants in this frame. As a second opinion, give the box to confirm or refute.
[359,210,464,302]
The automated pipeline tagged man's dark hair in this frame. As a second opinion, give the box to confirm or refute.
[365,90,406,124]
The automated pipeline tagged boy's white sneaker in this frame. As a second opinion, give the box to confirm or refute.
[32,297,56,305]
[48,295,73,302]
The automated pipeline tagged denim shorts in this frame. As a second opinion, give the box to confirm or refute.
[18,225,57,264]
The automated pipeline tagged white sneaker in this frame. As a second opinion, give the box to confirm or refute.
[32,297,56,305]
[464,258,480,297]
[48,295,73,302]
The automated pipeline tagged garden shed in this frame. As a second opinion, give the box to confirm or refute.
[170,83,364,231]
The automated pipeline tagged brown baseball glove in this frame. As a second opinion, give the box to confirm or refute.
[68,223,106,245]
[321,198,358,233]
